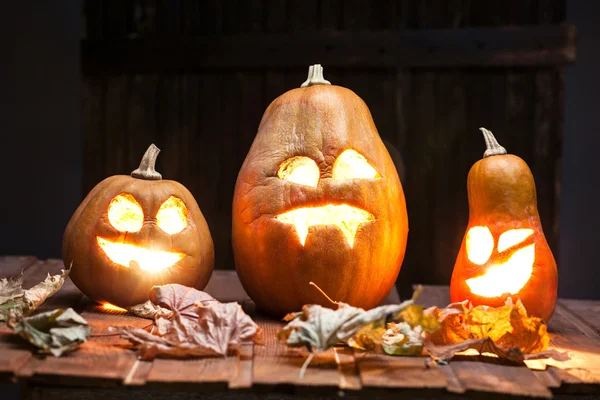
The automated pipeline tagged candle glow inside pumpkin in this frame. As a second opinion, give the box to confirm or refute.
[274,149,379,248]
[465,227,535,297]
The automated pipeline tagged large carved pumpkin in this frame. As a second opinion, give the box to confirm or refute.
[450,128,558,321]
[63,144,214,308]
[232,64,409,317]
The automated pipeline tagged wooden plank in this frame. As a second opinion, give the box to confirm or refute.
[526,302,600,389]
[81,24,577,75]
[355,353,447,390]
[252,318,359,392]
[82,76,106,195]
[559,299,600,335]
[103,75,129,177]
[203,270,249,303]
[450,358,552,398]
[126,75,159,172]
[17,298,148,386]
[0,256,38,278]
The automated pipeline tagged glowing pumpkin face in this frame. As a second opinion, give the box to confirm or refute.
[232,64,409,317]
[450,129,557,321]
[63,144,214,308]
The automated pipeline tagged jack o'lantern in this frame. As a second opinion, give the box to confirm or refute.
[450,128,557,321]
[62,144,214,308]
[232,64,409,317]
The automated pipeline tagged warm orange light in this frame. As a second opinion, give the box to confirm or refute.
[465,228,535,297]
[277,156,319,187]
[108,194,144,232]
[275,204,374,248]
[96,237,184,271]
[156,196,188,234]
[101,303,128,312]
[466,226,494,265]
[332,149,380,181]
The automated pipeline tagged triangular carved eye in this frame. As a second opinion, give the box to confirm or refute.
[332,149,381,181]
[156,196,188,234]
[277,156,319,187]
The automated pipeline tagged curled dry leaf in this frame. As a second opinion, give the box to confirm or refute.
[279,300,414,353]
[7,308,90,357]
[0,267,71,321]
[127,300,172,320]
[424,298,568,362]
[112,300,261,360]
[382,322,425,356]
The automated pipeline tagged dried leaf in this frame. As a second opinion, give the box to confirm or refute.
[0,268,70,321]
[382,322,424,356]
[0,271,25,305]
[427,298,550,355]
[112,301,260,360]
[23,268,71,313]
[149,284,215,317]
[7,308,90,357]
[127,300,172,320]
[347,323,386,351]
[279,300,414,353]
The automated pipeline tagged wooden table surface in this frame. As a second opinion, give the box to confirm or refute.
[1,256,599,400]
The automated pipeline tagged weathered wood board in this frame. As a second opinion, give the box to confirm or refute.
[0,256,599,399]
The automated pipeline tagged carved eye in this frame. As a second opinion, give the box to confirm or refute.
[332,149,381,181]
[156,196,188,234]
[277,156,320,187]
[108,194,144,233]
[497,229,534,252]
[465,226,494,265]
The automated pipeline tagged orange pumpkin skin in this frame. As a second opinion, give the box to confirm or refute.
[232,65,409,317]
[62,145,214,308]
[450,129,557,321]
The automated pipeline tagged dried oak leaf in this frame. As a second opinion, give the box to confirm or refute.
[112,300,260,360]
[279,300,414,353]
[425,298,568,363]
[7,308,90,357]
[0,267,71,321]
[114,283,259,359]
[127,283,214,320]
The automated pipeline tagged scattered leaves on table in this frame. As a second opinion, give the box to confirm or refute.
[426,298,549,353]
[0,267,71,321]
[279,300,415,354]
[7,308,90,357]
[111,284,260,360]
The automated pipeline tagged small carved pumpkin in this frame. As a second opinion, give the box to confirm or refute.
[232,64,409,317]
[63,144,214,307]
[450,128,558,321]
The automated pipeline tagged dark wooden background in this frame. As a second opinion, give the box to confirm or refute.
[81,0,571,296]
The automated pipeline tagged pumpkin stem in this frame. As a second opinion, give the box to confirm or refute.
[301,64,331,88]
[309,281,338,306]
[131,144,162,180]
[480,127,507,158]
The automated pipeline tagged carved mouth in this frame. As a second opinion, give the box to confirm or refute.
[96,237,184,272]
[275,204,374,248]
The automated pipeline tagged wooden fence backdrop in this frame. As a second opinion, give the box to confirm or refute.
[81,0,574,296]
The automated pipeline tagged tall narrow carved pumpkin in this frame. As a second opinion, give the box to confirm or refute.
[232,64,409,317]
[63,144,214,308]
[450,128,558,321]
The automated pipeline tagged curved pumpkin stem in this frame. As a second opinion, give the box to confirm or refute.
[480,127,507,158]
[131,144,162,180]
[301,64,331,87]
